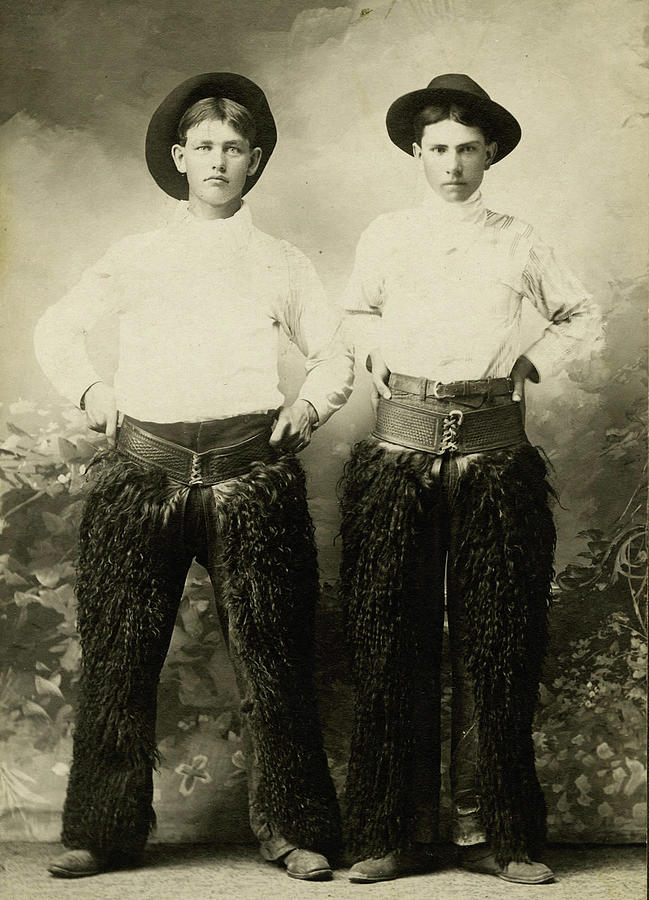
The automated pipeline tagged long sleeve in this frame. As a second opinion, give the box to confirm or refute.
[521,233,604,379]
[340,220,386,364]
[34,239,130,407]
[279,243,354,426]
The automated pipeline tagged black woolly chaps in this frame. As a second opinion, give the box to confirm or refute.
[62,450,341,862]
[339,440,556,866]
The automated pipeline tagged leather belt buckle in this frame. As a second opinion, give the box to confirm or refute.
[431,380,454,400]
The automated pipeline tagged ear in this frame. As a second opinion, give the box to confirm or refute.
[412,142,422,160]
[171,143,187,174]
[247,146,262,177]
[484,141,498,169]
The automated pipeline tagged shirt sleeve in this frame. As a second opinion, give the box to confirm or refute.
[340,221,387,364]
[520,232,604,380]
[279,243,354,426]
[34,238,129,407]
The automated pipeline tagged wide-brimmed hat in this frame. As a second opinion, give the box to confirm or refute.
[386,73,521,163]
[145,72,277,199]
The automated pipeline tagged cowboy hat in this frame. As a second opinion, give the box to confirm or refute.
[145,72,277,199]
[386,74,521,163]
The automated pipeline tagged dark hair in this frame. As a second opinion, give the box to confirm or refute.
[176,97,257,147]
[413,102,494,145]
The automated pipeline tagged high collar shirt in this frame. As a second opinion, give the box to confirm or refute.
[35,203,353,425]
[342,189,603,382]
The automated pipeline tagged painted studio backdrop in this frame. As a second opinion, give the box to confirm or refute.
[0,0,646,844]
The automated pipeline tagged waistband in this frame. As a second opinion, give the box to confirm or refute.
[372,395,527,455]
[389,373,513,401]
[122,411,277,453]
[117,417,278,486]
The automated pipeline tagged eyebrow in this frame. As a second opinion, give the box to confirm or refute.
[190,138,245,147]
[428,141,481,149]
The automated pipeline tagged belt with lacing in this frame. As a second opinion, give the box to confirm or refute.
[372,373,527,455]
[117,417,278,485]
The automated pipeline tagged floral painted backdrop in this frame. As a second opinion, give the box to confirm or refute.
[0,0,646,849]
[0,272,646,845]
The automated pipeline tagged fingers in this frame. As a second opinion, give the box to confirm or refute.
[83,383,117,445]
[105,410,118,449]
[86,405,118,446]
[269,405,314,453]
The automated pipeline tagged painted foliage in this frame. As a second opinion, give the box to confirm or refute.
[0,0,647,845]
[0,270,646,841]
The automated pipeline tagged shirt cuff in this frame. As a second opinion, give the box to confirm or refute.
[520,337,558,382]
[79,380,103,410]
[296,389,330,427]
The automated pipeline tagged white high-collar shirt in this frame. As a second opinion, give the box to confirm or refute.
[35,203,353,424]
[343,189,603,382]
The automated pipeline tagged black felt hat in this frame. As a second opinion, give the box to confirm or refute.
[145,72,277,199]
[386,73,521,163]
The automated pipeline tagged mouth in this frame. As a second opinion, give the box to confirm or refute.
[205,176,228,184]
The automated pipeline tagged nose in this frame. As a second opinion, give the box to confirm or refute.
[446,152,462,176]
[213,152,227,172]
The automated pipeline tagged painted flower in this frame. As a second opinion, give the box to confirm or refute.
[174,754,212,797]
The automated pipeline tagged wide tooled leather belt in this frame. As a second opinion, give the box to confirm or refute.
[373,394,527,455]
[117,418,278,485]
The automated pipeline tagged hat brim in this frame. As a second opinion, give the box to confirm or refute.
[145,72,277,199]
[386,88,521,163]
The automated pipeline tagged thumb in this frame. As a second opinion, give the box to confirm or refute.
[105,409,118,449]
[269,413,288,446]
[373,374,392,399]
[511,371,524,402]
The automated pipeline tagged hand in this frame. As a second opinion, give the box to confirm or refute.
[82,382,118,448]
[269,399,319,453]
[509,355,538,424]
[366,350,391,415]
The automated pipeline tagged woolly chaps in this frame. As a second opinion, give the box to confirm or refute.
[339,440,556,866]
[62,451,341,863]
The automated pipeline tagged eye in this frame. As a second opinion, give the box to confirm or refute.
[226,146,242,155]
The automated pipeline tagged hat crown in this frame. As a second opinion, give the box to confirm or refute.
[426,73,491,102]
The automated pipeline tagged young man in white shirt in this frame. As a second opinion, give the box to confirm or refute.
[339,74,602,885]
[35,72,352,880]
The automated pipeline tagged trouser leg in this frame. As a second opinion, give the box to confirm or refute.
[202,458,342,858]
[445,456,486,846]
[448,445,556,866]
[203,527,295,862]
[61,456,192,863]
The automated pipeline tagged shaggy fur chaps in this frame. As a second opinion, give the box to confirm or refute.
[62,450,341,862]
[339,440,556,867]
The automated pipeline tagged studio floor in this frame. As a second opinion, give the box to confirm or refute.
[0,843,645,900]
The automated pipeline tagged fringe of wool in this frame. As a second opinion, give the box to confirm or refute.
[62,452,189,861]
[62,450,341,860]
[215,454,342,857]
[339,440,555,865]
[454,444,556,866]
[339,441,440,859]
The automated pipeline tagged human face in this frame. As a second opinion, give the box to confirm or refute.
[171,118,261,219]
[413,118,497,203]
